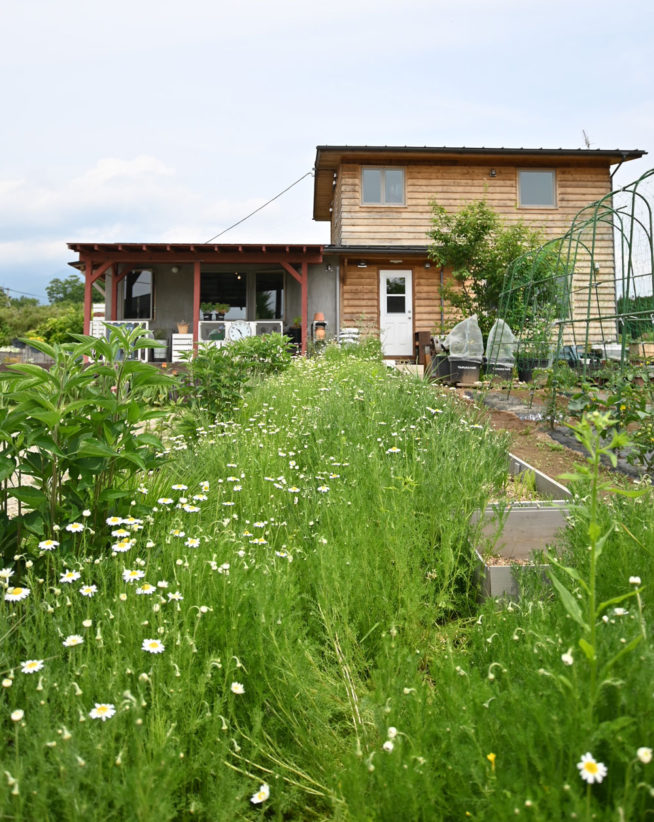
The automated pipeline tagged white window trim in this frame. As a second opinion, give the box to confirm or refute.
[361,167,406,207]
[517,168,557,209]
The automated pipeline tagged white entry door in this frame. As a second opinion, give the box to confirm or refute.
[379,270,413,356]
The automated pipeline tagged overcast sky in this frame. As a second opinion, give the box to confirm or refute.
[2,0,653,301]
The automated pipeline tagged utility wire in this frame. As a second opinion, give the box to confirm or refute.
[204,170,314,244]
[0,285,47,299]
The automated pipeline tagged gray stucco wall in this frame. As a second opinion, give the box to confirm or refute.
[107,262,339,340]
[285,261,338,338]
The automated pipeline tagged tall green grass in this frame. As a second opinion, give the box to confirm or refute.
[1,353,653,820]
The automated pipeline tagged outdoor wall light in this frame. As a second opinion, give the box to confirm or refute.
[489,168,497,178]
[357,260,368,268]
[171,266,180,274]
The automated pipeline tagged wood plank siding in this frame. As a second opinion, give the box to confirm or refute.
[334,164,613,246]
[333,161,618,343]
[341,261,461,337]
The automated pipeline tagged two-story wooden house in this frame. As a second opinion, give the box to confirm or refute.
[313,145,645,356]
[70,144,645,359]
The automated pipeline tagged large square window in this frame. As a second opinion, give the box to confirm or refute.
[362,168,405,205]
[518,170,556,207]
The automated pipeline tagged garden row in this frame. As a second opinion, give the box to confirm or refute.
[0,330,652,819]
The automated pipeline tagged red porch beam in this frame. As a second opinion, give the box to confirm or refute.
[111,265,129,321]
[281,262,308,355]
[83,260,114,334]
[193,261,201,353]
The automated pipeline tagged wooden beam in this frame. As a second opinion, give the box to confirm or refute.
[193,261,201,353]
[281,262,308,354]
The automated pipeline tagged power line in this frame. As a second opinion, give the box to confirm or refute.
[0,285,46,299]
[204,170,314,244]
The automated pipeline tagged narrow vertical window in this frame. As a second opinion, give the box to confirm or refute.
[124,270,152,318]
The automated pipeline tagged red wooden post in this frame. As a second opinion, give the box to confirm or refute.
[301,261,308,355]
[193,262,201,353]
[83,261,93,335]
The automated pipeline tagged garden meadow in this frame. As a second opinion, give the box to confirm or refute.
[1,328,653,821]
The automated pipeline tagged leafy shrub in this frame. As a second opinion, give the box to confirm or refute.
[0,325,174,556]
[177,333,293,419]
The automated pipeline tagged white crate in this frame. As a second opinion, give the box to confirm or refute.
[172,333,194,362]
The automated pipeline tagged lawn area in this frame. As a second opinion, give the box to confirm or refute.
[1,336,653,820]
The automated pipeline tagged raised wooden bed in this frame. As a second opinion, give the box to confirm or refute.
[471,454,571,599]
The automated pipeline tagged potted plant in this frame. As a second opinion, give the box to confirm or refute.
[214,303,230,319]
[200,302,215,320]
[176,321,189,334]
[151,328,168,361]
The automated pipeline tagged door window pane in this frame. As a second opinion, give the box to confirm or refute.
[387,295,405,313]
[386,277,406,295]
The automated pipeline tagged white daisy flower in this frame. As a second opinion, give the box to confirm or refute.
[230,682,245,695]
[577,752,607,784]
[63,635,84,647]
[21,659,44,674]
[141,638,165,654]
[38,539,59,551]
[89,703,116,721]
[250,783,270,804]
[5,586,30,602]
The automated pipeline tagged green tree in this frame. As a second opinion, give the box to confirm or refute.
[46,274,85,304]
[427,200,555,337]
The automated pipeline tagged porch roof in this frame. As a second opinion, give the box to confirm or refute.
[68,242,324,266]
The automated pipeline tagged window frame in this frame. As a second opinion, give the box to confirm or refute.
[361,167,406,207]
[517,169,557,209]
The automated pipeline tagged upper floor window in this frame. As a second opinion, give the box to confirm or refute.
[362,168,405,205]
[518,170,556,208]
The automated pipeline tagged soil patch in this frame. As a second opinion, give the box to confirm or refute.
[462,389,639,486]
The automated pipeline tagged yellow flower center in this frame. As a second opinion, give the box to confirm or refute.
[584,761,598,774]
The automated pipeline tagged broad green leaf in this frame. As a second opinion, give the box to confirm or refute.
[548,569,589,631]
[135,432,164,449]
[76,441,117,458]
[11,487,49,508]
[0,456,16,482]
[578,637,595,661]
[27,410,61,428]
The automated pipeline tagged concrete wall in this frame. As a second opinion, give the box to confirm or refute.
[108,263,339,340]
[285,261,339,338]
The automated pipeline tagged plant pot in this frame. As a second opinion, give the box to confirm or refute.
[426,354,450,382]
[517,357,548,382]
[448,358,481,385]
[485,362,513,382]
[177,323,189,334]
